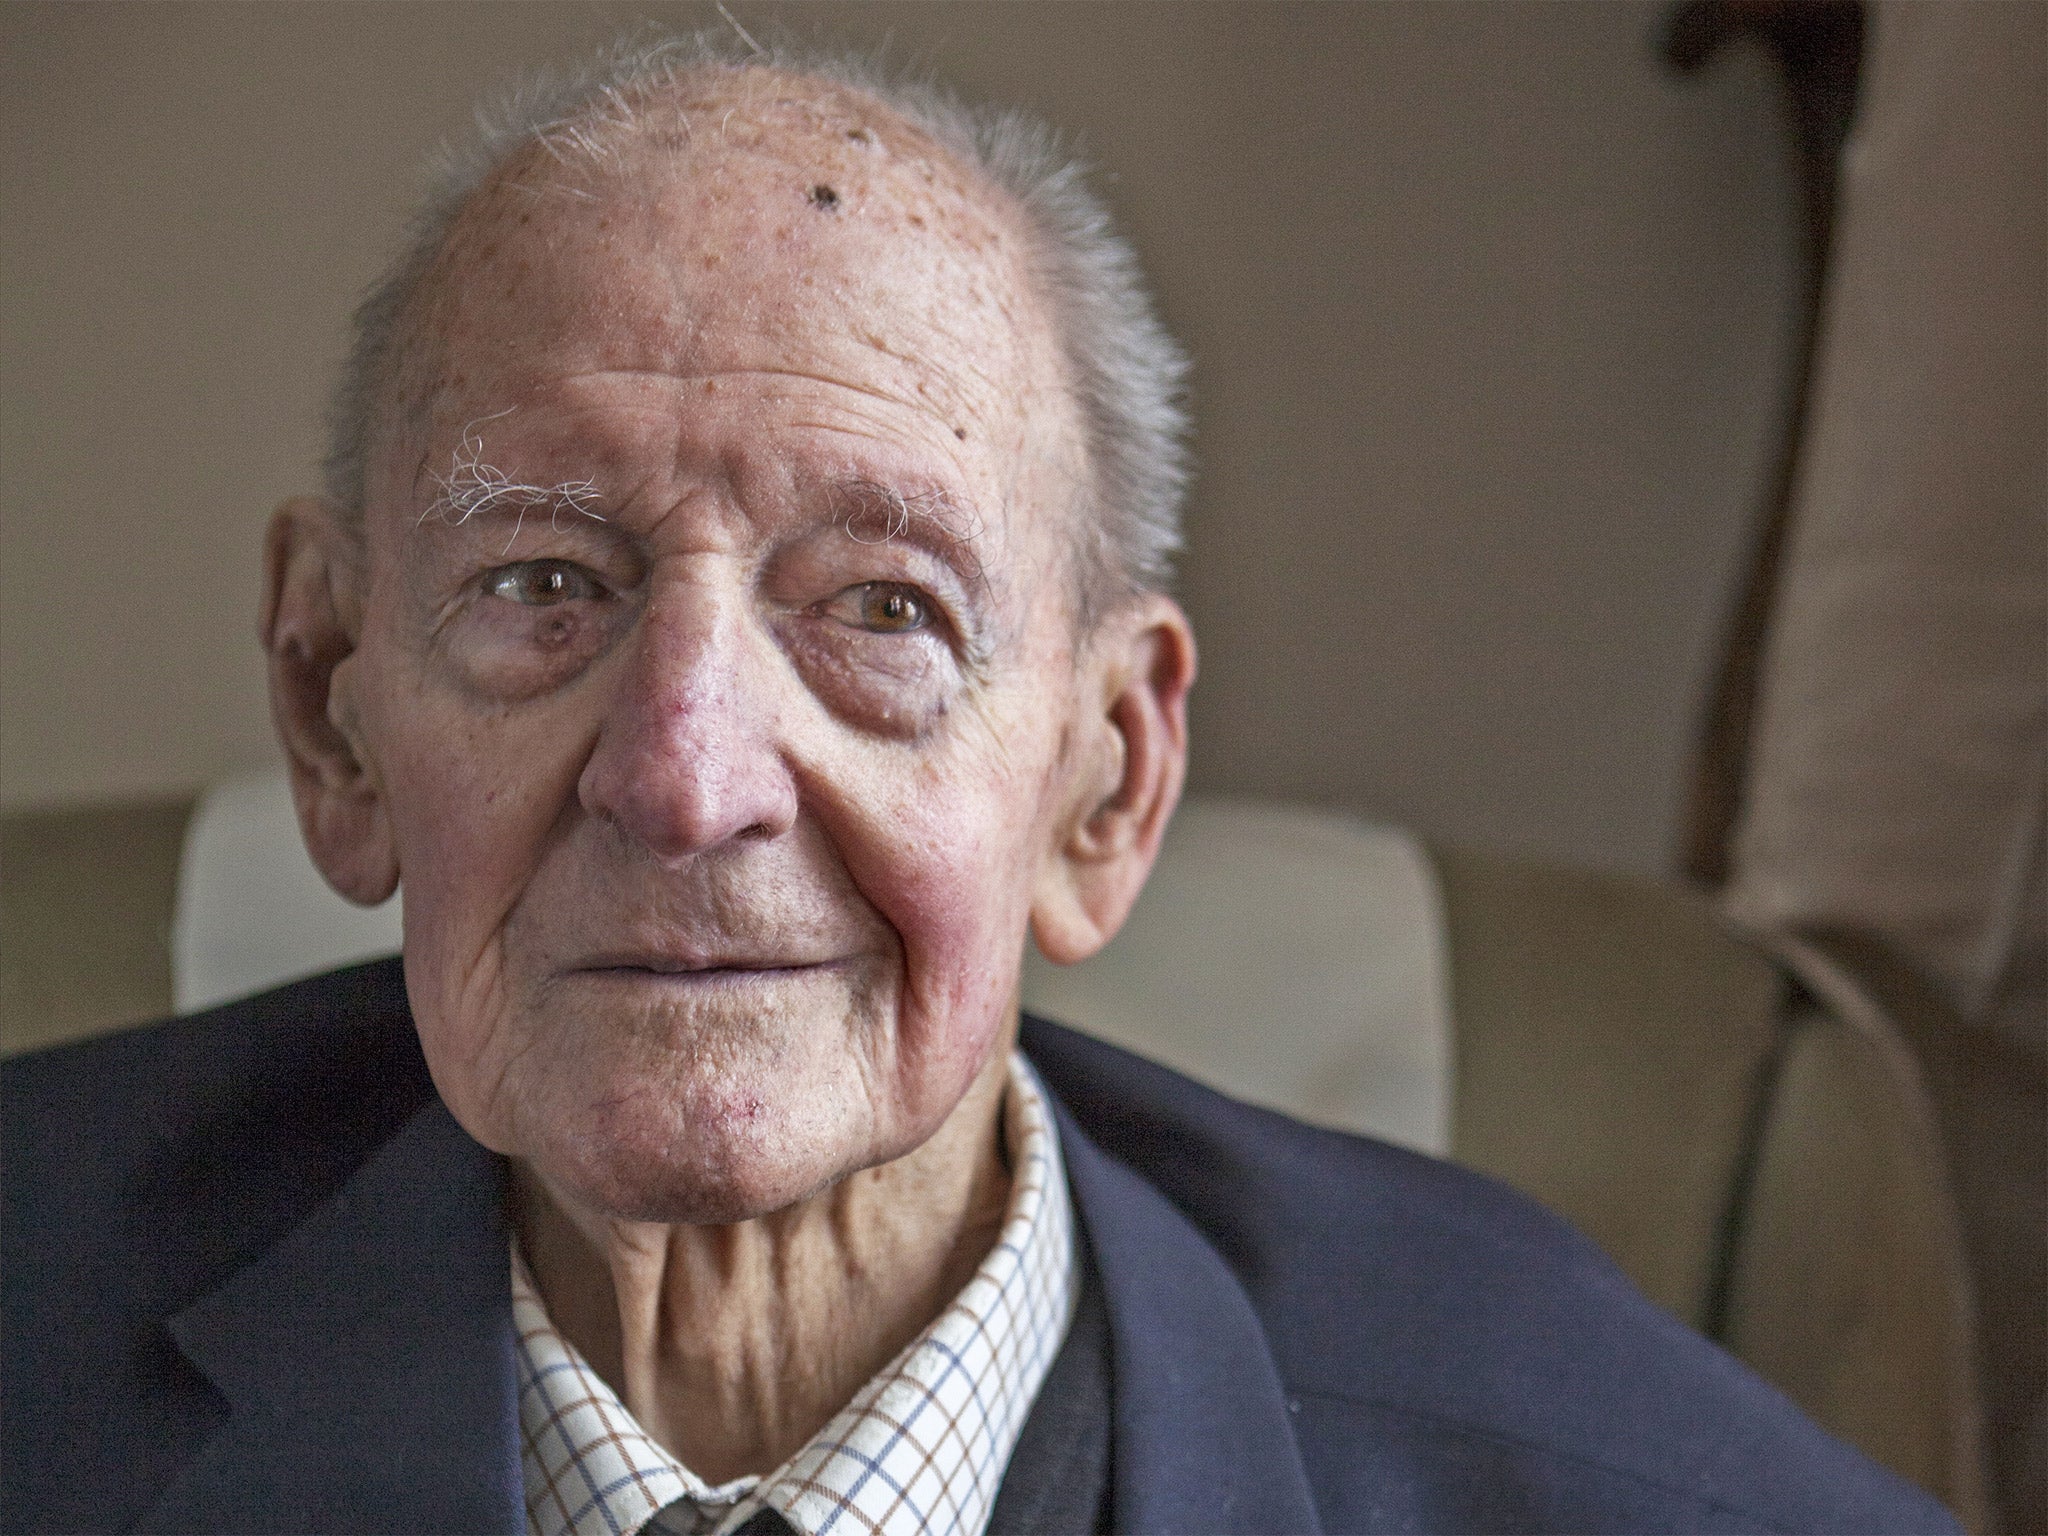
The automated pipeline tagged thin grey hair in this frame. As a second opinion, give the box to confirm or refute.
[322,28,1192,599]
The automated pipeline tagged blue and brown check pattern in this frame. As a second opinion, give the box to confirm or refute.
[514,1053,1079,1536]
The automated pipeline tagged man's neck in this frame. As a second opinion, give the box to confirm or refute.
[510,1051,1014,1485]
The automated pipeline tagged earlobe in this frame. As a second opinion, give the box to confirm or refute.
[261,498,399,906]
[1031,596,1197,965]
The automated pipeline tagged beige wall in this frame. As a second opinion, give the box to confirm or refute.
[0,0,1797,877]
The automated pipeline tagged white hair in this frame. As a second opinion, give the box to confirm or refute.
[323,29,1191,599]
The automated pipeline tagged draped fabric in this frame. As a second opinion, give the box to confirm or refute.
[1724,6,2046,1526]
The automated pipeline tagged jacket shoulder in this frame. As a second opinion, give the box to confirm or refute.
[2,959,434,1533]
[6,957,425,1202]
[1022,1015,1958,1535]
[4,955,429,1295]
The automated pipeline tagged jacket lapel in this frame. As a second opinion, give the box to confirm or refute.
[135,1039,1319,1534]
[140,1100,523,1535]
[1050,1096,1324,1536]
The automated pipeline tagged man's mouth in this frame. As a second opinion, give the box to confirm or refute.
[568,953,846,982]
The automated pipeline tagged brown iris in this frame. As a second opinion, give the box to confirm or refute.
[487,560,600,606]
[858,584,926,633]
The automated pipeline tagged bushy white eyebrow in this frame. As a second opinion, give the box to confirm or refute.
[841,479,987,586]
[420,409,606,555]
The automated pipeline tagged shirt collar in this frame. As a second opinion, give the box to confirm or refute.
[514,1051,1079,1536]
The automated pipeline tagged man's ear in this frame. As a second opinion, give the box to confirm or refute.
[260,497,398,906]
[1031,594,1197,965]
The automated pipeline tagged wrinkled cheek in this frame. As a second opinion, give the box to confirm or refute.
[368,677,583,1147]
[876,773,1041,1105]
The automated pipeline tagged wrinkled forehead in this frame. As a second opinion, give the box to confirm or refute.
[371,69,1078,506]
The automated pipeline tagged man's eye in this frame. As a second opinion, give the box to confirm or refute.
[485,561,602,606]
[826,582,930,634]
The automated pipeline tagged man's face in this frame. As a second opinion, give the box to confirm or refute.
[336,86,1099,1223]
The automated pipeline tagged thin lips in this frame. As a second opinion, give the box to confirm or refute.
[572,952,834,975]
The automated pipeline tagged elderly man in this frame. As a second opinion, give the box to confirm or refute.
[3,37,1952,1536]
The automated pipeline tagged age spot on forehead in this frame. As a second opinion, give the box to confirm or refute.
[382,69,1076,516]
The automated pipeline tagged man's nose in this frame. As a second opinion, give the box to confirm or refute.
[577,589,799,860]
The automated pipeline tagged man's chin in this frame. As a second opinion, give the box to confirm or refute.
[559,1164,844,1228]
[527,1091,884,1228]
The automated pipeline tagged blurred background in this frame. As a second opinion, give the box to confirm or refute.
[1,2,2039,1529]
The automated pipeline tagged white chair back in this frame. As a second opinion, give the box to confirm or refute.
[172,768,403,1014]
[1022,799,1453,1155]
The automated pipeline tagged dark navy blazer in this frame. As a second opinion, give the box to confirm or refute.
[2,959,1954,1535]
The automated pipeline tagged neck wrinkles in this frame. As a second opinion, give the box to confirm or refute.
[511,1043,1013,1483]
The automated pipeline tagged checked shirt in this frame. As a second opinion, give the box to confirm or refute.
[513,1053,1079,1536]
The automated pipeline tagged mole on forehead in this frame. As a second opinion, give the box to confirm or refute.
[472,71,1002,238]
[385,71,1048,460]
